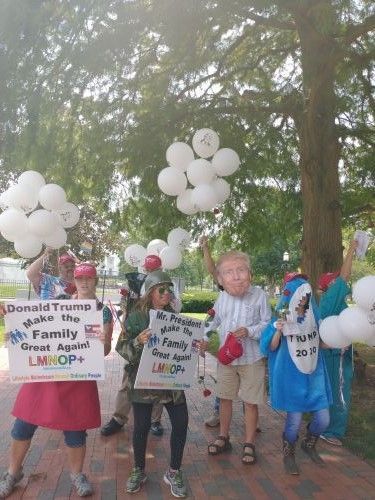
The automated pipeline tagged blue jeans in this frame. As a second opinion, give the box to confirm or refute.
[11,418,87,448]
[214,397,220,413]
[284,409,330,444]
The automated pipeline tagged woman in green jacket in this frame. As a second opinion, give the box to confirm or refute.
[124,270,188,498]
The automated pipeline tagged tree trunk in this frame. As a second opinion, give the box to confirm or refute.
[294,7,343,286]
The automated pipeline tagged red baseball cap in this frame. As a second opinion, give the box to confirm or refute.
[217,333,243,365]
[58,254,75,265]
[74,263,97,279]
[318,271,340,291]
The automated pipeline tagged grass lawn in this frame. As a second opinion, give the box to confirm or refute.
[345,344,375,465]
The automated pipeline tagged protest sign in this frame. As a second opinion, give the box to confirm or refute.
[134,310,204,390]
[5,300,105,383]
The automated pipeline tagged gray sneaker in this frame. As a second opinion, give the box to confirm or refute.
[70,473,93,497]
[163,469,187,498]
[126,467,147,494]
[0,469,24,498]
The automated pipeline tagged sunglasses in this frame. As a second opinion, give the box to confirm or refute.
[158,286,173,295]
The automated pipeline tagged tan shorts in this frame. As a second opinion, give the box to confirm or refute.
[216,358,266,404]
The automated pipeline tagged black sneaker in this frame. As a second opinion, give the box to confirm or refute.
[150,421,164,436]
[100,418,123,436]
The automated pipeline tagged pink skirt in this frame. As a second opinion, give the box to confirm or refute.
[12,381,101,430]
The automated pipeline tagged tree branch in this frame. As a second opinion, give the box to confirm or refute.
[342,14,375,45]
[246,11,295,31]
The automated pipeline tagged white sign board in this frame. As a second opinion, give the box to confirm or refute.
[5,300,105,383]
[134,310,204,390]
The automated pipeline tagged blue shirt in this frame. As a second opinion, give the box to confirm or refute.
[38,273,70,300]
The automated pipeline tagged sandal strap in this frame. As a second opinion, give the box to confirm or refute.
[243,442,255,450]
[217,435,229,442]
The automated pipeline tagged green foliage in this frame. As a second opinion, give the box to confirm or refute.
[0,317,4,346]
[181,289,219,313]
[0,0,374,280]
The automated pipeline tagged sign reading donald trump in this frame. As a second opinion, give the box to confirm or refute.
[5,300,105,383]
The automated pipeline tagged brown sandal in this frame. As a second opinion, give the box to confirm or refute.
[242,442,257,465]
[208,435,232,455]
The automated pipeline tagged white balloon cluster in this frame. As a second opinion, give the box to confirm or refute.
[320,275,375,348]
[157,128,240,214]
[124,227,191,271]
[0,171,80,258]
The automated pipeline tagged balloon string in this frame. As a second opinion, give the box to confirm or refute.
[339,350,346,409]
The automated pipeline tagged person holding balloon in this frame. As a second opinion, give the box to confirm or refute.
[26,247,79,299]
[317,239,358,446]
[101,257,166,438]
[0,263,112,498]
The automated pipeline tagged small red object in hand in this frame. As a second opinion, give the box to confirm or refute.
[120,288,129,297]
[203,388,212,397]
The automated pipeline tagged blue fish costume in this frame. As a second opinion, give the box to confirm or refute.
[260,275,332,475]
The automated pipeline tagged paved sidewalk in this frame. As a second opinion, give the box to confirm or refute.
[0,331,374,499]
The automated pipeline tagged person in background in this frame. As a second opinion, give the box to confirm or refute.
[318,239,358,446]
[260,274,332,475]
[26,247,77,299]
[124,270,189,497]
[199,236,222,427]
[0,263,112,497]
[101,270,178,438]
[201,251,270,465]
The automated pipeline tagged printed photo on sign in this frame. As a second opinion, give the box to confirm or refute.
[134,310,204,390]
[5,300,105,383]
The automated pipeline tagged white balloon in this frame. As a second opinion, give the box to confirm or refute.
[157,167,187,196]
[124,244,147,267]
[338,306,375,343]
[319,316,351,348]
[1,230,16,242]
[213,177,231,204]
[0,208,28,236]
[167,227,191,250]
[192,128,220,158]
[5,184,38,213]
[166,142,195,172]
[160,246,182,270]
[39,183,67,210]
[176,189,198,215]
[43,226,67,249]
[28,209,58,237]
[18,170,46,191]
[54,202,80,228]
[186,159,215,186]
[147,239,168,256]
[14,234,43,259]
[191,184,218,211]
[212,148,240,176]
[352,275,375,311]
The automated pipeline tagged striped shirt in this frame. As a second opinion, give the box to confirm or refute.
[205,286,271,366]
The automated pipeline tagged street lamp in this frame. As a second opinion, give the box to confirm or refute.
[281,251,290,281]
[283,251,290,263]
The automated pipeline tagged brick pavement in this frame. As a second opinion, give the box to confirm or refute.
[0,328,374,499]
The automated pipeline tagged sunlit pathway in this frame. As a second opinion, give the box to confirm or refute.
[0,327,374,499]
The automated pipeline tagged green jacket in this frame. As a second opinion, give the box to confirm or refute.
[123,310,186,406]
